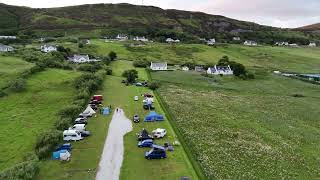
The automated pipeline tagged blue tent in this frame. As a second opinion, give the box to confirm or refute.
[102,108,110,115]
[144,111,164,122]
[52,150,68,160]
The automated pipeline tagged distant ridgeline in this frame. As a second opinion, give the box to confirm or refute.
[0,3,319,44]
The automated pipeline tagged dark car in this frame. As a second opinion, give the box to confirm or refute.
[145,145,166,160]
[133,114,140,123]
[79,112,92,118]
[90,100,102,105]
[137,129,154,141]
[55,143,72,152]
[138,139,153,148]
[80,131,91,137]
[74,118,88,125]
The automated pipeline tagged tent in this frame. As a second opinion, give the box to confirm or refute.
[52,150,71,161]
[102,107,110,115]
[144,111,164,122]
[83,105,96,115]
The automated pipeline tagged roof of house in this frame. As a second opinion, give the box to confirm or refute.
[0,43,13,49]
[151,62,167,68]
[73,54,90,60]
[41,44,56,48]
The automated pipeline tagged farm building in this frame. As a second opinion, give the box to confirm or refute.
[309,42,317,47]
[68,55,99,63]
[182,66,189,71]
[207,39,216,46]
[233,37,241,41]
[41,44,57,53]
[116,34,128,41]
[0,36,16,39]
[244,40,257,46]
[166,38,180,43]
[150,62,167,71]
[194,66,205,72]
[133,36,149,42]
[289,43,299,47]
[275,42,289,46]
[207,65,233,75]
[0,44,14,52]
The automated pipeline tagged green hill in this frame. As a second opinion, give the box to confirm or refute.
[0,3,318,44]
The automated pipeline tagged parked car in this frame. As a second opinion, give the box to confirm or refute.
[89,104,98,111]
[145,145,166,160]
[63,130,83,141]
[138,139,153,148]
[69,124,86,131]
[133,114,140,123]
[55,143,72,152]
[91,95,103,101]
[89,100,102,105]
[74,118,88,125]
[136,82,143,86]
[152,128,167,138]
[79,112,92,118]
[80,131,91,137]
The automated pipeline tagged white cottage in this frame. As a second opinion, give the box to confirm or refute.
[0,44,14,52]
[194,66,205,72]
[309,42,317,47]
[41,44,57,53]
[182,66,189,71]
[244,40,257,46]
[68,55,99,63]
[133,36,149,42]
[207,39,216,46]
[233,37,241,41]
[275,42,289,46]
[116,34,128,41]
[207,65,233,75]
[150,62,168,71]
[166,38,180,43]
[0,36,17,39]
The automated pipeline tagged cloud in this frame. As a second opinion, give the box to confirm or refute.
[1,0,319,28]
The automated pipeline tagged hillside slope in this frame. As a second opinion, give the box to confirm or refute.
[0,3,317,43]
[296,23,320,31]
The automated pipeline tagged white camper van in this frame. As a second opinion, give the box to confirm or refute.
[69,124,86,131]
[63,130,83,141]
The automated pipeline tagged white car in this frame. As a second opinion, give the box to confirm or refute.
[69,124,86,131]
[134,96,139,101]
[63,130,83,141]
[152,128,167,138]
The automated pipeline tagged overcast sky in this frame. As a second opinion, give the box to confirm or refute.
[1,0,319,28]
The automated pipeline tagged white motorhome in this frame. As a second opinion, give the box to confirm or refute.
[152,128,167,138]
[63,130,83,141]
[69,124,86,131]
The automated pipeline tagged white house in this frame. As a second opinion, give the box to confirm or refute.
[275,42,289,46]
[133,36,149,42]
[207,65,233,75]
[289,43,299,47]
[0,36,17,39]
[207,39,216,46]
[41,44,57,53]
[0,44,14,52]
[150,62,168,71]
[116,34,128,41]
[309,42,317,47]
[166,38,180,43]
[68,55,99,63]
[182,66,189,71]
[244,40,257,46]
[194,66,205,72]
[233,37,241,41]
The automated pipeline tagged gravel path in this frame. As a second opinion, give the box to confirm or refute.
[95,108,133,180]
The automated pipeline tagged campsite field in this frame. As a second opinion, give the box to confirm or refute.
[151,70,320,179]
[0,55,34,89]
[90,40,320,73]
[0,69,81,171]
[35,60,198,180]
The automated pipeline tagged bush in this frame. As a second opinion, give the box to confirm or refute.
[108,51,117,61]
[105,67,112,75]
[55,118,72,130]
[35,130,62,159]
[0,161,39,180]
[247,73,255,79]
[0,90,7,98]
[122,69,138,83]
[58,104,82,119]
[10,78,26,92]
[149,82,160,90]
[133,60,150,67]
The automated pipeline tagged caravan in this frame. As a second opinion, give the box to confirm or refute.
[63,130,83,141]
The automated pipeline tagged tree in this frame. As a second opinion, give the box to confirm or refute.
[217,56,230,66]
[78,43,84,48]
[149,82,160,90]
[109,51,117,61]
[230,62,246,77]
[122,69,138,83]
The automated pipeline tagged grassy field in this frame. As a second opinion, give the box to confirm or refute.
[90,40,320,73]
[0,55,34,89]
[0,69,80,171]
[151,70,320,179]
[35,60,198,180]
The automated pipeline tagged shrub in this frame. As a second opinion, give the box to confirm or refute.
[0,90,7,98]
[108,51,117,61]
[105,67,112,75]
[35,130,62,159]
[55,118,72,131]
[9,78,26,92]
[58,104,82,119]
[122,69,138,83]
[133,59,150,67]
[247,73,255,79]
[0,161,39,180]
[149,82,160,90]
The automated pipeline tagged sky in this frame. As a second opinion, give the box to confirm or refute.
[1,0,319,28]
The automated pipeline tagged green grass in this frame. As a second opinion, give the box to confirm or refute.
[0,69,81,171]
[0,55,34,89]
[151,70,320,179]
[91,40,320,73]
